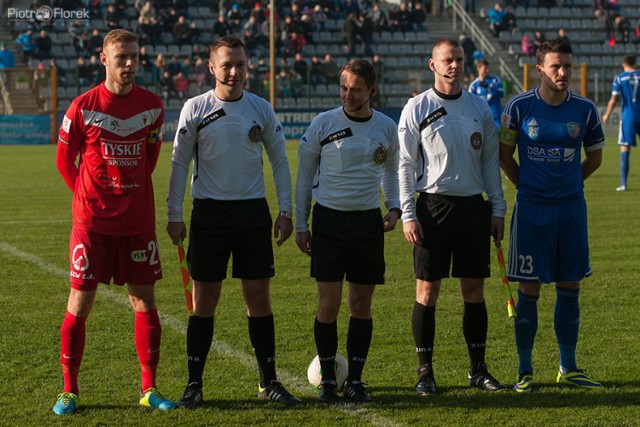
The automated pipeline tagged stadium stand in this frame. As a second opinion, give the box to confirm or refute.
[2,0,639,113]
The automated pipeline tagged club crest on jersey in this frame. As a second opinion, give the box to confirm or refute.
[72,244,89,272]
[249,124,263,142]
[567,122,580,138]
[470,132,482,150]
[373,145,388,164]
[526,118,539,140]
[131,250,148,262]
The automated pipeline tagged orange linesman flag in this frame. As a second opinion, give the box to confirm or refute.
[178,239,193,315]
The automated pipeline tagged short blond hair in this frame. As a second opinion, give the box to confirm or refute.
[103,29,138,51]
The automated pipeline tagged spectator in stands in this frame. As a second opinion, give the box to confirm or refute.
[173,16,192,46]
[614,15,631,44]
[313,4,328,32]
[194,57,209,92]
[139,1,157,24]
[521,34,535,57]
[310,55,326,88]
[300,12,315,45]
[557,28,571,46]
[159,70,175,102]
[488,3,505,37]
[344,12,359,58]
[393,2,413,34]
[51,58,68,89]
[76,57,90,87]
[155,52,168,79]
[459,32,477,81]
[148,17,163,45]
[104,4,122,31]
[161,8,180,33]
[372,53,386,83]
[173,71,189,100]
[227,4,244,33]
[172,0,189,17]
[0,43,16,69]
[412,1,428,31]
[276,69,292,98]
[190,22,201,46]
[322,53,340,85]
[503,6,517,32]
[213,14,233,39]
[181,57,195,79]
[289,32,307,55]
[139,45,153,74]
[293,52,309,84]
[251,2,266,24]
[87,54,104,88]
[533,30,546,52]
[68,19,88,44]
[191,44,208,62]
[371,2,389,34]
[114,0,127,15]
[359,13,375,56]
[88,29,104,55]
[167,55,182,77]
[16,29,36,65]
[87,0,102,20]
[35,30,52,60]
[468,59,504,128]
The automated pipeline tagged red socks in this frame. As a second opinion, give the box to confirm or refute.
[60,311,87,394]
[134,309,162,391]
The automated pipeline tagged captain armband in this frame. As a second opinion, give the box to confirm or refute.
[499,127,518,146]
[146,128,162,144]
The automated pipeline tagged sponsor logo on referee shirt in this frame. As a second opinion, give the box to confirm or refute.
[320,128,353,147]
[197,109,226,131]
[419,107,447,131]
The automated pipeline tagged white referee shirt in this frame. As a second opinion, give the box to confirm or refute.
[167,90,292,222]
[398,88,506,222]
[296,107,400,232]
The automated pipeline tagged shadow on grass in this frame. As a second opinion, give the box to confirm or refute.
[364,381,640,409]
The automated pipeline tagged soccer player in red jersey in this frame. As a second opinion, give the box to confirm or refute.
[53,29,174,415]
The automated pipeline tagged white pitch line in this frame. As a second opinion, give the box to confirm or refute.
[0,241,403,427]
[0,219,69,225]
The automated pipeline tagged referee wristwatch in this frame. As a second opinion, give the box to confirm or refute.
[389,208,402,217]
[278,210,292,219]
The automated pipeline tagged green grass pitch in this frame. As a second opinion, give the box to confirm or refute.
[0,139,638,426]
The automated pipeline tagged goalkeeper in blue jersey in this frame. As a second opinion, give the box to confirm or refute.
[499,39,605,393]
[469,59,504,128]
[601,54,640,192]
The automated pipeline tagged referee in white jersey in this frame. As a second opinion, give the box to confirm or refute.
[166,36,300,408]
[296,59,401,403]
[398,39,508,395]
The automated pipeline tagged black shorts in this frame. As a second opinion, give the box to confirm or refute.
[188,198,274,282]
[311,203,385,284]
[414,193,491,281]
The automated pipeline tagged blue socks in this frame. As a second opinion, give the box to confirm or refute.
[620,150,629,188]
[515,290,538,375]
[554,286,580,373]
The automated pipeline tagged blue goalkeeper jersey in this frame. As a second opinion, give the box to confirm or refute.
[500,88,605,203]
[469,74,504,127]
[611,70,640,122]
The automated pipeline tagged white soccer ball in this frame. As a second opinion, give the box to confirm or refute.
[307,353,349,392]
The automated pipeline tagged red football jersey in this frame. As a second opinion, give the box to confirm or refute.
[56,83,164,236]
